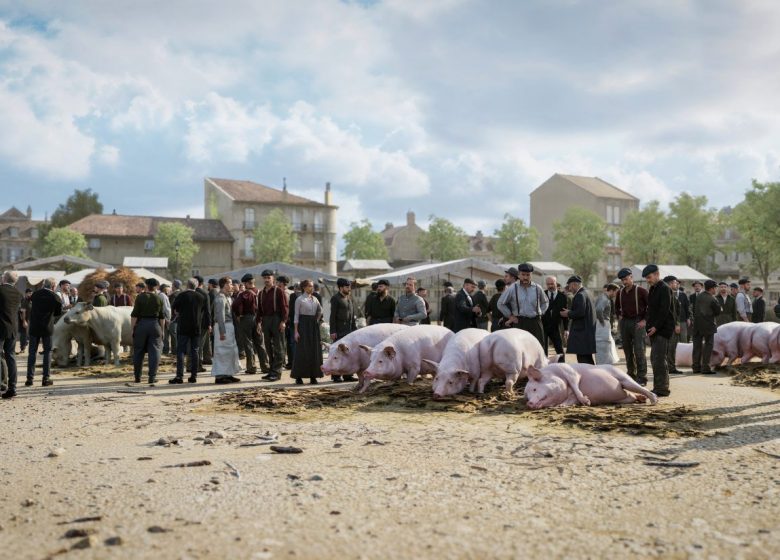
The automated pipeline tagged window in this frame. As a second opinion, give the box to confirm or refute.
[9,227,18,238]
[244,236,253,257]
[314,240,323,260]
[616,253,622,268]
[31,228,39,239]
[8,248,21,262]
[244,208,255,229]
[292,209,302,231]
[144,240,155,251]
[613,206,620,225]
[295,236,302,254]
[606,206,613,224]
[314,211,324,232]
[88,238,101,249]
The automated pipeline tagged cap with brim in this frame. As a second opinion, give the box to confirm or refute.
[641,264,658,278]
[718,282,728,286]
[207,278,218,286]
[477,280,486,288]
[96,281,109,289]
[517,263,534,273]
[617,267,632,279]
[738,278,750,285]
[566,275,582,285]
[277,276,289,284]
[729,283,738,289]
[464,278,476,285]
[704,280,718,290]
[377,279,390,286]
[336,278,350,287]
[261,269,274,277]
[172,279,182,288]
[241,273,254,283]
[663,275,677,283]
[145,278,159,288]
[443,280,453,287]
[504,267,519,278]
[691,280,703,286]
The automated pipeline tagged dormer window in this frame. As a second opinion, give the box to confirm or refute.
[9,227,18,238]
[30,228,39,239]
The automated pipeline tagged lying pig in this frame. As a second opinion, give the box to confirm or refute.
[361,325,453,392]
[770,325,780,364]
[740,322,780,364]
[675,343,693,367]
[525,362,658,409]
[476,329,548,394]
[321,323,408,390]
[710,322,756,369]
[423,328,489,398]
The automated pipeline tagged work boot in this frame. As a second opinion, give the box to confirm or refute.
[1,389,16,399]
[168,376,183,384]
[25,378,33,387]
[42,378,53,387]
[187,375,197,383]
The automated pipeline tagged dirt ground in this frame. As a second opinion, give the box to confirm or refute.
[0,351,778,560]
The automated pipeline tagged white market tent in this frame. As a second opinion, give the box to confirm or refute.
[342,259,392,272]
[12,270,66,293]
[123,256,169,269]
[629,264,710,286]
[368,258,505,287]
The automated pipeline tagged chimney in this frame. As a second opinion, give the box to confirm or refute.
[384,222,393,231]
[26,205,32,219]
[112,209,117,215]
[324,182,332,206]
[283,177,288,192]
[406,210,415,226]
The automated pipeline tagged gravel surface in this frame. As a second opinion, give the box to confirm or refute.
[0,354,778,559]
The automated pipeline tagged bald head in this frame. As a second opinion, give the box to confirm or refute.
[545,276,558,291]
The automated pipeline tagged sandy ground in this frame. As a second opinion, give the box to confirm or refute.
[0,350,778,560]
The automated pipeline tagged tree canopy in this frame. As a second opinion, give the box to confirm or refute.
[342,219,388,260]
[50,188,103,228]
[252,209,296,264]
[665,193,719,271]
[418,216,470,261]
[552,207,609,285]
[620,200,668,264]
[153,222,199,279]
[41,228,88,261]
[493,214,540,263]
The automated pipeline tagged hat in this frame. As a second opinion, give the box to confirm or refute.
[704,280,718,290]
[172,279,182,289]
[145,278,159,288]
[464,278,476,286]
[59,279,71,286]
[691,280,703,286]
[517,263,534,273]
[443,280,453,288]
[207,278,218,286]
[662,275,677,283]
[277,275,289,285]
[377,279,390,287]
[371,282,379,290]
[261,269,274,277]
[194,275,204,284]
[617,267,632,280]
[738,278,750,285]
[160,284,169,290]
[729,282,738,289]
[504,267,519,278]
[96,280,109,289]
[336,278,350,287]
[135,282,145,289]
[754,286,764,293]
[566,275,582,285]
[477,280,486,289]
[241,273,254,283]
[495,279,506,289]
[641,264,658,278]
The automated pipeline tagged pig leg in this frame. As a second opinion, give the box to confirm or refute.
[504,372,517,394]
[476,370,493,394]
[405,364,421,384]
[604,367,658,405]
[554,367,591,406]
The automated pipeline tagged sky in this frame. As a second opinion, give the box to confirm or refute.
[1,0,779,244]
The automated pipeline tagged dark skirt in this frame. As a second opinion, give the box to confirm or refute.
[291,315,323,379]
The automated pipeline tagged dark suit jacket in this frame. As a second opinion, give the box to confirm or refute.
[196,287,212,330]
[752,297,766,323]
[692,291,720,336]
[715,294,737,326]
[439,294,456,330]
[648,281,675,338]
[172,290,205,337]
[472,291,489,324]
[330,293,357,338]
[453,289,476,332]
[542,290,568,332]
[0,284,22,339]
[677,291,690,322]
[566,288,596,354]
[29,289,63,338]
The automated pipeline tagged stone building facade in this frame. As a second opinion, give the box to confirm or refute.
[0,206,43,267]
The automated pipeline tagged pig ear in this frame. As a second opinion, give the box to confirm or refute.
[337,343,349,354]
[421,359,439,372]
[358,344,373,353]
[383,346,396,359]
[527,365,543,381]
[455,370,470,380]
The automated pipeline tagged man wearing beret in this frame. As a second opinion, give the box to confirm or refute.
[615,268,649,385]
[662,275,683,375]
[715,282,736,326]
[497,263,548,346]
[642,265,675,397]
[329,278,357,382]
[366,279,396,325]
[560,275,596,363]
[92,281,109,307]
[691,280,720,374]
[256,269,289,382]
[231,274,270,375]
[131,278,165,385]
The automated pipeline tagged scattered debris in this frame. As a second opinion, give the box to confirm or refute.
[64,528,97,539]
[309,475,324,481]
[162,460,212,468]
[21,498,36,507]
[224,461,241,480]
[645,461,700,468]
[147,525,171,533]
[754,448,780,460]
[203,439,214,445]
[330,511,341,515]
[70,536,98,550]
[206,430,226,439]
[155,436,179,447]
[270,446,303,454]
[137,456,153,461]
[725,364,780,390]
[470,465,488,472]
[116,390,146,395]
[105,536,124,546]
[47,448,66,458]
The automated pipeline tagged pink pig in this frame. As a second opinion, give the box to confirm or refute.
[675,343,693,368]
[770,325,780,364]
[525,362,658,409]
[476,329,548,394]
[710,322,756,369]
[423,328,489,398]
[740,322,780,364]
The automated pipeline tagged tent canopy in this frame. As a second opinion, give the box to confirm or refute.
[630,264,710,284]
[206,261,338,284]
[368,258,505,286]
[123,256,169,268]
[9,255,108,271]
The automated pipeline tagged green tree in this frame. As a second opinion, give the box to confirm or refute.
[493,213,540,263]
[154,222,199,279]
[42,228,87,263]
[552,207,609,285]
[730,180,780,290]
[342,219,389,260]
[50,188,103,228]
[252,209,296,263]
[418,215,470,261]
[666,193,719,270]
[620,200,669,263]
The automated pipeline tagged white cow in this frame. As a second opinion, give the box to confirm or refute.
[62,303,133,366]
[52,317,96,367]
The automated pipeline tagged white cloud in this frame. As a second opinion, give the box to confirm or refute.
[96,145,120,167]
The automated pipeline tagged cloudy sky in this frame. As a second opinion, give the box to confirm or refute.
[1,0,779,243]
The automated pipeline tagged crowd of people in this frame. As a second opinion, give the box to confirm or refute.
[0,263,778,400]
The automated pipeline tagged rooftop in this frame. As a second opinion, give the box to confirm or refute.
[532,173,639,201]
[207,177,335,207]
[69,214,233,242]
[342,259,393,272]
[123,256,169,268]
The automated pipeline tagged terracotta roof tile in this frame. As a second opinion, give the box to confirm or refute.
[208,177,329,206]
[68,214,233,241]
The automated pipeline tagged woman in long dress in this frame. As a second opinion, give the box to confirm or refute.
[212,277,242,384]
[595,284,619,365]
[292,279,323,385]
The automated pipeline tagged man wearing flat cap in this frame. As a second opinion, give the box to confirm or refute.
[691,280,720,374]
[497,263,548,346]
[92,281,109,307]
[735,278,752,322]
[472,281,489,330]
[231,273,269,375]
[689,280,703,319]
[642,265,675,397]
[454,279,480,332]
[615,267,649,385]
[329,278,358,382]
[366,279,395,325]
[560,275,596,363]
[131,278,165,385]
[715,282,736,326]
[662,275,683,375]
[439,283,456,330]
[256,269,289,382]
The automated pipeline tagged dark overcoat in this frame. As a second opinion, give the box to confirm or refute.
[566,287,596,355]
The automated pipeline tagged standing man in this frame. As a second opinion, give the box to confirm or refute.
[366,279,395,325]
[560,275,596,364]
[131,278,164,385]
[729,283,739,300]
[496,263,548,347]
[751,287,766,323]
[643,265,675,398]
[615,268,649,385]
[542,276,567,358]
[453,279,479,332]
[675,281,691,343]
[487,279,506,332]
[715,282,737,326]
[92,281,109,307]
[231,274,269,375]
[688,280,703,319]
[55,280,73,318]
[167,279,182,356]
[152,281,171,356]
[171,278,203,384]
[286,282,301,368]
[663,276,683,375]
[0,271,22,399]
[110,283,132,306]
[195,276,212,368]
[439,283,456,330]
[735,278,752,322]
[18,288,32,355]
[276,276,291,368]
[256,269,288,382]
[691,280,720,374]
[329,278,357,382]
[595,283,619,365]
[417,287,432,325]
[472,281,490,330]
[26,278,62,388]
[364,283,379,322]
[393,277,427,326]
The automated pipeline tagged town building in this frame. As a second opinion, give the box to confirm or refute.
[68,213,233,277]
[0,206,44,266]
[530,173,639,286]
[204,177,338,275]
[381,211,426,267]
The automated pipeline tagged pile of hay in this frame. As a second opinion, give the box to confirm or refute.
[78,267,142,302]
[217,381,704,438]
[725,364,780,390]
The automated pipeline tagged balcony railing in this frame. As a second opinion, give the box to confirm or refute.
[243,221,256,230]
[313,224,325,233]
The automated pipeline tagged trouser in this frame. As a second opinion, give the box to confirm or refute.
[199,329,212,364]
[162,322,170,354]
[544,323,564,357]
[176,333,200,378]
[476,319,489,330]
[27,335,52,381]
[620,318,647,382]
[168,321,178,354]
[133,319,162,381]
[515,316,544,348]
[691,330,714,372]
[237,315,268,372]
[261,315,285,376]
[679,321,689,344]
[2,336,17,391]
[18,322,28,351]
[577,354,595,364]
[666,329,680,371]
[650,335,670,393]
